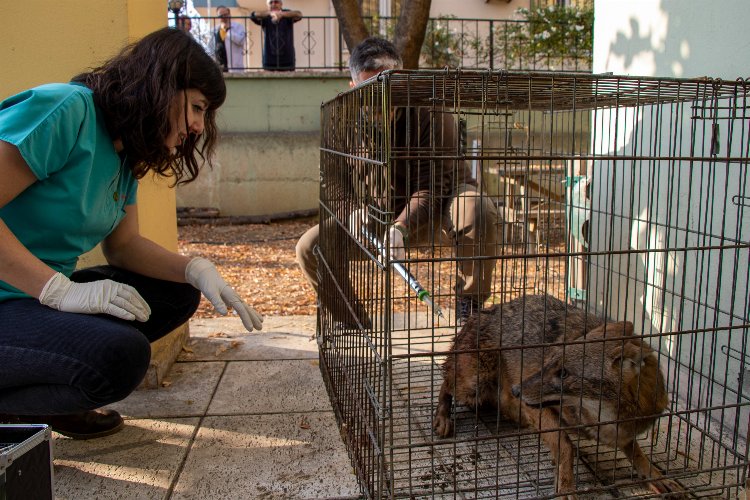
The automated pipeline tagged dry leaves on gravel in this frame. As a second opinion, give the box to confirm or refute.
[179,216,564,321]
[178,217,318,319]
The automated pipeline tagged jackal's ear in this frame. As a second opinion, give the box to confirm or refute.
[610,341,649,372]
[608,321,634,337]
[588,321,634,339]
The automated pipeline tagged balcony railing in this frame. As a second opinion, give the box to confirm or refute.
[182,15,592,73]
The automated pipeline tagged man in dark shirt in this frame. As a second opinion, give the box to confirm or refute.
[296,37,500,328]
[250,0,302,71]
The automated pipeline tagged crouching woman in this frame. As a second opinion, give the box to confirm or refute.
[0,28,262,439]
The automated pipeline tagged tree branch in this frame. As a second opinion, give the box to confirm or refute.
[394,0,432,69]
[331,0,370,55]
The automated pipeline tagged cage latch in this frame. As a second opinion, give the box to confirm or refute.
[710,123,721,156]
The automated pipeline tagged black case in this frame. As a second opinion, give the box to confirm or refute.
[0,425,53,500]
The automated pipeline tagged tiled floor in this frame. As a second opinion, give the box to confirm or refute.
[52,315,361,500]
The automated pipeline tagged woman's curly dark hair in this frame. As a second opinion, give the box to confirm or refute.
[72,27,226,185]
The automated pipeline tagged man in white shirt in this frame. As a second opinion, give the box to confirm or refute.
[214,6,247,72]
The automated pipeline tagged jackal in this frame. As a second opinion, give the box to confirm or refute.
[434,294,685,498]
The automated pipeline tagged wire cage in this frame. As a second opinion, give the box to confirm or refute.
[316,69,750,498]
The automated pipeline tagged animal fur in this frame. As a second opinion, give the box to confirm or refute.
[433,294,685,498]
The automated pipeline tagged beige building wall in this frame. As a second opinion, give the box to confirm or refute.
[430,0,526,18]
[0,0,176,260]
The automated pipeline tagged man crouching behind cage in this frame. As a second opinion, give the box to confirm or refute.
[296,37,500,329]
[0,28,263,440]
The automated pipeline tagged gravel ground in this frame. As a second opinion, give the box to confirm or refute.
[179,217,567,322]
[178,217,318,318]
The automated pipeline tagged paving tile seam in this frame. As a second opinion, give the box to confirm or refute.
[118,409,336,421]
[202,409,337,417]
[121,414,208,420]
[176,356,320,363]
[221,358,320,363]
[174,359,228,364]
[164,360,229,499]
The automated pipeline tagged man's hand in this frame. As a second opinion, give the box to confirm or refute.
[347,208,369,238]
[185,257,263,333]
[39,272,151,322]
[388,224,406,260]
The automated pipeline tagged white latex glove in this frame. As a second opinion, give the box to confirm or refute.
[388,225,406,261]
[347,208,369,238]
[39,272,151,322]
[185,257,263,332]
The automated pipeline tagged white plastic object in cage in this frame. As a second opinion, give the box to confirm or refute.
[567,176,589,249]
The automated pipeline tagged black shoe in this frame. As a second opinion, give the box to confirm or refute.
[457,297,481,325]
[15,409,124,440]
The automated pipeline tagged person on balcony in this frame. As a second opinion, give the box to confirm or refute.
[250,0,302,72]
[214,5,247,72]
[295,37,500,329]
[177,15,193,33]
[0,28,262,439]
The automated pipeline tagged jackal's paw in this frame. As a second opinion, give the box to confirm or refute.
[433,412,454,438]
[648,478,687,498]
[556,478,578,499]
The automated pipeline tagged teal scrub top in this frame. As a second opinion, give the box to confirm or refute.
[0,83,138,302]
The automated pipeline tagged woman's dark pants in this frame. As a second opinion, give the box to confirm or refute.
[0,266,200,415]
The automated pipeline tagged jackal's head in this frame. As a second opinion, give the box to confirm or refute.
[512,321,665,413]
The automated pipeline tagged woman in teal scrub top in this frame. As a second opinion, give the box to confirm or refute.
[0,28,262,439]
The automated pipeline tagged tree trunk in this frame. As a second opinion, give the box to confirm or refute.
[331,0,433,70]
[331,0,370,56]
[394,0,432,69]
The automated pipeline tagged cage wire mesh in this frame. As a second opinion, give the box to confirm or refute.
[316,69,750,498]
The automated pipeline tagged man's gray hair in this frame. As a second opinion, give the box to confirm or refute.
[348,37,403,79]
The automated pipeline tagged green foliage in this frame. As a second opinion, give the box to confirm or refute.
[421,16,463,68]
[502,5,593,69]
[364,5,593,71]
[365,15,468,68]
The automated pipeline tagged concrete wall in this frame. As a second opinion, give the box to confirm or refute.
[590,1,750,333]
[593,0,750,79]
[591,0,750,438]
[176,72,351,215]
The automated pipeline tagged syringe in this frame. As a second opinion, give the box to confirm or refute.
[362,227,445,319]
